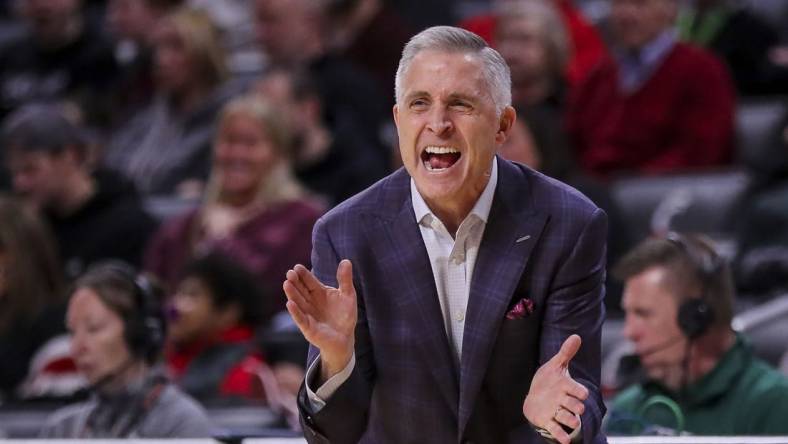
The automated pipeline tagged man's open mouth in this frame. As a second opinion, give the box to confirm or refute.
[421,146,461,171]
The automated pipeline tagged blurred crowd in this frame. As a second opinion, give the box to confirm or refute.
[0,0,787,438]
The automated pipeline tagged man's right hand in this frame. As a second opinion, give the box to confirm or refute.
[283,260,357,383]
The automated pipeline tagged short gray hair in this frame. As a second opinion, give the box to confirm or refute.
[394,26,512,113]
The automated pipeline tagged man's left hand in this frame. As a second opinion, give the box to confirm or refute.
[523,334,588,444]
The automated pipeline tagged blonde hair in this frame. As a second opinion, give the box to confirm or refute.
[163,7,228,88]
[495,0,571,76]
[206,96,306,206]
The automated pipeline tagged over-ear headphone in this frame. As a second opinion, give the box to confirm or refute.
[664,233,724,340]
[101,262,166,363]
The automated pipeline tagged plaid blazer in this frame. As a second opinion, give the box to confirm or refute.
[297,157,608,444]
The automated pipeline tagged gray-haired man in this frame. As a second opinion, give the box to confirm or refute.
[285,26,607,443]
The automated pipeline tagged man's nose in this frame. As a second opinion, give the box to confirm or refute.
[426,108,453,135]
[622,316,638,341]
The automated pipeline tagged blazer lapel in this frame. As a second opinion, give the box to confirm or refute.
[458,159,548,434]
[367,171,460,417]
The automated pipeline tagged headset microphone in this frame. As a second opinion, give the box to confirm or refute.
[636,334,686,361]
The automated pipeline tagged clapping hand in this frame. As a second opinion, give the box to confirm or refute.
[523,334,588,444]
[283,260,357,383]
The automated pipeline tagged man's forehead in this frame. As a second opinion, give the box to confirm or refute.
[409,49,483,70]
[402,51,489,93]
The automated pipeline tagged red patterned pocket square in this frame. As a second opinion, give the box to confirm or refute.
[506,298,535,320]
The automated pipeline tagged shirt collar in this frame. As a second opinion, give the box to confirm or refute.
[682,333,751,406]
[639,29,677,68]
[615,29,677,92]
[411,157,498,226]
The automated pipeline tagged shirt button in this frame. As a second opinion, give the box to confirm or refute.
[455,311,465,322]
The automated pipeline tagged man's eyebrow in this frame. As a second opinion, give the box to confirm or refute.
[446,92,478,103]
[403,90,431,101]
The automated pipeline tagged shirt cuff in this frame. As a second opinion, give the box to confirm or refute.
[304,352,356,412]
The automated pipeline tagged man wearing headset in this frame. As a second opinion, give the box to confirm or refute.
[608,233,788,435]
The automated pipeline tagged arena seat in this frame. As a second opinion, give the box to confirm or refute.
[735,98,788,174]
[609,169,752,254]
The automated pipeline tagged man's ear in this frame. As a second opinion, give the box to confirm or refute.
[392,103,400,128]
[495,106,517,145]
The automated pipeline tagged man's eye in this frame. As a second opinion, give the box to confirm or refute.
[410,99,428,109]
[450,101,472,110]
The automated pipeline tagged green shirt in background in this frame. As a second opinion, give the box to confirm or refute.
[607,334,788,436]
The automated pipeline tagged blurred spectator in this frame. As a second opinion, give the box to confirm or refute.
[324,0,413,103]
[103,7,239,197]
[495,0,575,178]
[187,0,263,76]
[144,97,322,320]
[607,233,788,435]
[0,195,71,400]
[0,0,118,122]
[2,103,157,280]
[494,1,631,312]
[254,0,393,167]
[254,68,389,206]
[678,0,788,96]
[40,262,212,438]
[461,0,609,87]
[103,0,182,128]
[567,0,735,178]
[166,253,267,404]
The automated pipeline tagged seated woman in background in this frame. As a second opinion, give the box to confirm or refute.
[0,195,71,401]
[166,252,267,403]
[103,7,239,197]
[144,96,323,323]
[41,262,212,438]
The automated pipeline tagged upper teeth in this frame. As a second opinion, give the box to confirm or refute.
[425,146,459,154]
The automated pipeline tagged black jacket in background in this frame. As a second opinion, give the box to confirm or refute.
[46,169,158,280]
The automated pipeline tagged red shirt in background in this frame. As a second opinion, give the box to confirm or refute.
[566,43,735,178]
[167,325,266,401]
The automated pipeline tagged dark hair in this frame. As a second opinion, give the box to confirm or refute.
[180,253,265,327]
[613,233,734,328]
[0,194,64,332]
[72,262,166,364]
[2,103,87,158]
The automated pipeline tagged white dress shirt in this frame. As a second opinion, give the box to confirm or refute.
[305,160,498,409]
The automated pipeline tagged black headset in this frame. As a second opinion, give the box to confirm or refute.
[664,232,724,340]
[101,262,166,363]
